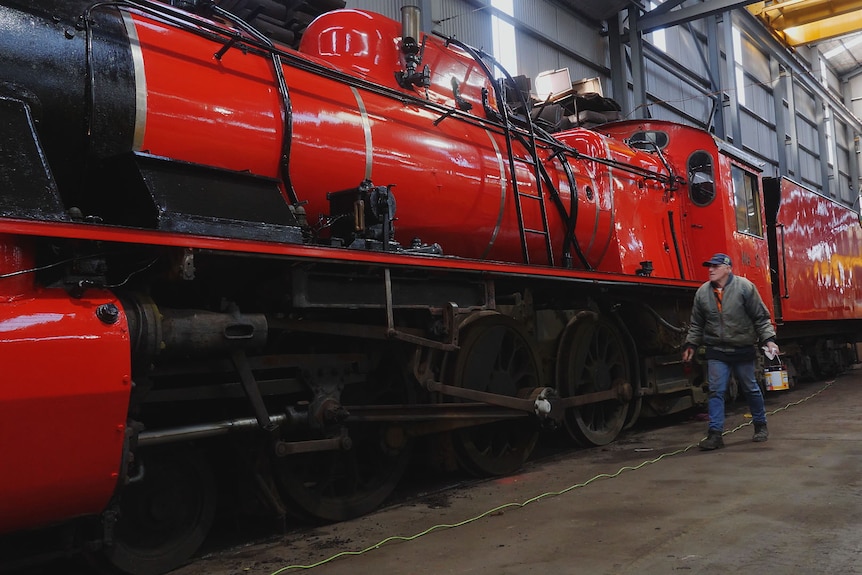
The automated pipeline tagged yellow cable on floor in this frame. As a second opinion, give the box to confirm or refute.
[269,379,836,573]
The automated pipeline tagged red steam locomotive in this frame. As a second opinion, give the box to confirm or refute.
[1,1,860,573]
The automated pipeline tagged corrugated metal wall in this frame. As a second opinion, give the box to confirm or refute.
[350,0,493,52]
[513,1,608,82]
[431,0,494,54]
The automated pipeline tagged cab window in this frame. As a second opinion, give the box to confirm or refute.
[731,165,762,236]
[687,151,715,206]
[628,130,669,151]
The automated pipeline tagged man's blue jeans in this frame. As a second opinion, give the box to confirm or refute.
[706,359,767,431]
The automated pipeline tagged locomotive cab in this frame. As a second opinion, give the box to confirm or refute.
[601,120,773,303]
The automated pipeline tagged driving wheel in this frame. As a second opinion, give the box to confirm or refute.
[557,313,632,446]
[97,445,217,575]
[274,359,413,522]
[448,315,541,476]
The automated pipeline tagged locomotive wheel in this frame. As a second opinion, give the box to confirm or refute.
[622,392,643,431]
[98,445,216,575]
[448,315,541,477]
[557,314,632,447]
[274,362,413,523]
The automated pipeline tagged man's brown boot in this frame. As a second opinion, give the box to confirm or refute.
[699,429,725,450]
[753,422,769,442]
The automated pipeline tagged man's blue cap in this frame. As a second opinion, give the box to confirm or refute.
[703,253,732,267]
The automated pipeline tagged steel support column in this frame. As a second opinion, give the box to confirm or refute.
[836,121,858,201]
[813,55,835,197]
[785,69,802,179]
[850,129,860,195]
[722,12,742,146]
[628,7,649,119]
[608,13,629,115]
[706,15,725,137]
[770,58,789,177]
[814,102,831,195]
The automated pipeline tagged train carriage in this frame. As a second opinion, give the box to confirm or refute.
[764,176,862,377]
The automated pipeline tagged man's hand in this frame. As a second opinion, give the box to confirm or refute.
[682,347,694,363]
[764,341,780,359]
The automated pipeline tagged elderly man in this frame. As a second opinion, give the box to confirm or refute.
[682,253,780,450]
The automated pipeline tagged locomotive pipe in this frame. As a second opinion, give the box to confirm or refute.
[667,210,685,279]
[138,414,288,446]
[139,415,351,456]
[642,303,687,333]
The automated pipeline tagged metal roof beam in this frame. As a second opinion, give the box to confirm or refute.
[636,0,760,33]
[748,0,862,29]
[783,10,862,45]
[643,0,687,18]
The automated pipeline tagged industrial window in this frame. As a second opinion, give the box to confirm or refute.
[491,0,517,76]
[687,151,715,206]
[648,2,666,52]
[731,165,762,236]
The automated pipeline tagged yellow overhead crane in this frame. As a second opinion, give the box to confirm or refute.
[747,0,862,46]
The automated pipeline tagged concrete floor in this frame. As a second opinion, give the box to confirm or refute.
[178,368,862,575]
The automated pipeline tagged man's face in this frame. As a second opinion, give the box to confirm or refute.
[708,263,731,285]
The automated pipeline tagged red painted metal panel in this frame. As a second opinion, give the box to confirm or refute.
[775,178,862,322]
[0,234,35,300]
[0,288,131,533]
[715,154,773,310]
[132,14,284,176]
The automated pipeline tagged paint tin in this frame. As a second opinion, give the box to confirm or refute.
[764,365,789,391]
